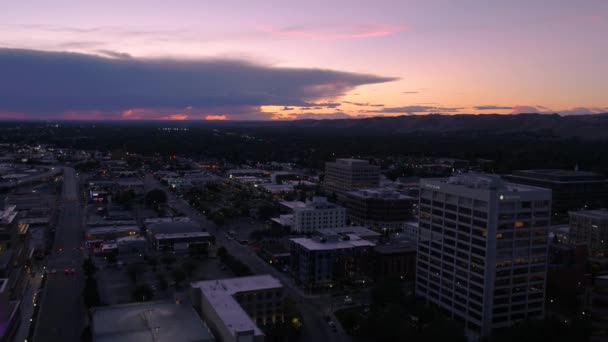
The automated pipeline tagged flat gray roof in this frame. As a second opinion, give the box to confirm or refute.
[570,209,608,220]
[191,275,282,338]
[92,300,215,342]
[290,235,375,251]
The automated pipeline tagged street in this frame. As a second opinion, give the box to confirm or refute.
[145,174,351,342]
[34,167,85,342]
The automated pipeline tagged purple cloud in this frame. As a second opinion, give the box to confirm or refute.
[474,105,513,110]
[0,48,396,119]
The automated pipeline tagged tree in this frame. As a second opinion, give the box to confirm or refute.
[161,252,176,269]
[189,243,208,258]
[127,263,145,283]
[106,254,117,266]
[157,273,169,291]
[132,284,154,302]
[171,269,187,289]
[148,256,158,271]
[82,258,97,278]
[257,203,280,220]
[83,277,101,308]
[182,260,197,277]
[212,212,225,227]
[81,326,93,342]
[145,189,167,209]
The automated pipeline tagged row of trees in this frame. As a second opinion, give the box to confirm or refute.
[82,258,101,308]
[218,247,252,276]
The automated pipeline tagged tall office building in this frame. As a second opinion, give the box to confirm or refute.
[416,174,551,338]
[324,159,380,194]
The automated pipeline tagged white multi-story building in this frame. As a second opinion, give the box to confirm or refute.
[324,158,380,194]
[416,174,551,338]
[292,197,346,233]
[190,275,284,342]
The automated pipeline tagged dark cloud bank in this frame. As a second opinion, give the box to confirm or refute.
[0,48,396,119]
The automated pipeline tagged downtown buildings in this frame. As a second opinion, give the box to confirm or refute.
[504,169,608,221]
[416,174,551,338]
[324,158,380,195]
[191,275,284,342]
[343,188,416,232]
[569,209,608,257]
[292,197,346,233]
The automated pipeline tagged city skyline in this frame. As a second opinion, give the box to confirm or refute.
[1,0,607,120]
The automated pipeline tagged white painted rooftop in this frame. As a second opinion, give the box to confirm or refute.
[92,301,215,342]
[191,275,282,338]
[290,235,375,251]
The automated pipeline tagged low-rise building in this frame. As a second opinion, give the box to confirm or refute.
[292,197,346,233]
[569,209,608,256]
[85,226,139,248]
[191,275,284,342]
[290,232,375,289]
[373,242,416,281]
[504,169,608,221]
[90,300,215,342]
[150,232,212,252]
[343,188,416,232]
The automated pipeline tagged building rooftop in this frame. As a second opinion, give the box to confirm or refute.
[143,217,191,225]
[291,235,375,251]
[87,225,139,235]
[0,205,17,225]
[191,275,283,338]
[321,226,381,238]
[332,158,375,166]
[510,169,606,183]
[374,242,417,254]
[423,173,546,192]
[300,197,343,211]
[346,188,415,200]
[153,231,211,240]
[279,201,306,211]
[91,300,215,342]
[147,221,202,235]
[570,209,608,220]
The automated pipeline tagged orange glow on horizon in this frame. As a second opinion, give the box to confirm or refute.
[161,114,188,120]
[205,115,228,120]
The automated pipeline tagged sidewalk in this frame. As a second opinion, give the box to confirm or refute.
[13,270,44,342]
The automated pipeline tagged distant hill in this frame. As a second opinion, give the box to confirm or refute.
[270,113,608,140]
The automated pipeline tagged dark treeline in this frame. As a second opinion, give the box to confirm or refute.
[1,119,607,175]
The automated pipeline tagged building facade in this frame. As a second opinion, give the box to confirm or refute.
[504,169,608,221]
[324,159,380,194]
[191,275,284,342]
[344,188,415,231]
[416,174,551,338]
[290,233,375,289]
[292,197,346,233]
[373,242,417,282]
[569,209,608,257]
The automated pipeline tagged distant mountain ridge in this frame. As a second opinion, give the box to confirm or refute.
[271,113,608,140]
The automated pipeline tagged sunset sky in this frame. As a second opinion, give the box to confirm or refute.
[1,0,607,120]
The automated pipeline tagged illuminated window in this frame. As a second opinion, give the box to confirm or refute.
[515,221,525,228]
